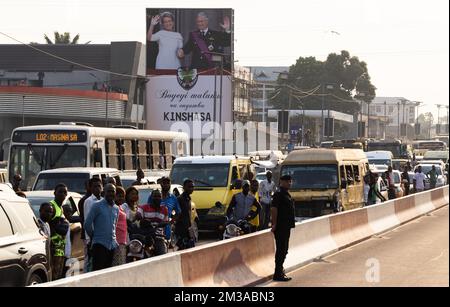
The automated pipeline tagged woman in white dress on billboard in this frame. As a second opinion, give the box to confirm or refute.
[147,12,183,69]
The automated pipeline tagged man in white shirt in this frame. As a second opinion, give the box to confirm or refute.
[82,177,103,273]
[259,171,276,229]
[413,166,427,193]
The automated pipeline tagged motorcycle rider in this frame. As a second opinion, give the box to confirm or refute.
[147,176,181,245]
[225,180,261,233]
[137,189,169,255]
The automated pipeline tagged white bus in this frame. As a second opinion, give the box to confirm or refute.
[8,123,189,190]
[412,140,447,156]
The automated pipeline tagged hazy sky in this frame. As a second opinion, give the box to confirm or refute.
[2,0,449,118]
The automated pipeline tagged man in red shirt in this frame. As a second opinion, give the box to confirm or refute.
[136,189,168,255]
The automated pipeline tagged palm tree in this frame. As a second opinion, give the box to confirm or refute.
[44,32,80,44]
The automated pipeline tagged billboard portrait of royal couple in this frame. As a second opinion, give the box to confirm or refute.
[146,8,233,74]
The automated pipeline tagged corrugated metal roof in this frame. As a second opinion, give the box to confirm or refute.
[0,44,111,72]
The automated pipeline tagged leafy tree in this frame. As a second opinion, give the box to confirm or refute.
[44,32,80,44]
[271,50,377,116]
[417,112,434,125]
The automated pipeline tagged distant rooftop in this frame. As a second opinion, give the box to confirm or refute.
[248,66,289,82]
[372,97,416,105]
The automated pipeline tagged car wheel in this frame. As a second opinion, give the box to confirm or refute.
[27,273,43,286]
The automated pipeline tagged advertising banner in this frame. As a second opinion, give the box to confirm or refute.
[145,8,234,139]
[146,74,232,133]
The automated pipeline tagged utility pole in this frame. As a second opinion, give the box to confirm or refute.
[321,84,325,142]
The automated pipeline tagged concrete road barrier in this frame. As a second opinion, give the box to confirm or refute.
[38,186,448,287]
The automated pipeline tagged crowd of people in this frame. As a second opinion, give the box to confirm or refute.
[33,170,198,280]
[363,161,442,206]
[29,167,290,281]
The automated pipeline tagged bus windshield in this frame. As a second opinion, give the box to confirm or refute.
[9,145,87,190]
[413,142,446,151]
[171,163,230,187]
[281,164,339,190]
[367,143,401,157]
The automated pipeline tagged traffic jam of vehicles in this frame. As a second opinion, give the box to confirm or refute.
[0,124,449,285]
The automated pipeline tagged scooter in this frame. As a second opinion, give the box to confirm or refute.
[127,221,168,262]
[222,218,252,240]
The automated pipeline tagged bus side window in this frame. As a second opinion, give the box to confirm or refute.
[345,165,354,185]
[176,141,185,156]
[340,165,346,185]
[164,141,173,169]
[150,141,161,170]
[105,139,119,169]
[122,140,135,170]
[159,141,165,169]
[137,140,148,170]
[353,165,360,183]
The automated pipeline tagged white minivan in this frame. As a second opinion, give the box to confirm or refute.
[32,167,120,194]
[366,151,394,167]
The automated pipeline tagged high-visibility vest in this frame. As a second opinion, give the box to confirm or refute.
[50,200,66,257]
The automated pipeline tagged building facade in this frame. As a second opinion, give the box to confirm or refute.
[366,97,417,139]
[0,42,146,144]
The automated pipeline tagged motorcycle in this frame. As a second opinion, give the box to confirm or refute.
[222,218,253,240]
[127,220,168,262]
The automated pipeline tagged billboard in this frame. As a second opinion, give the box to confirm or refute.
[145,8,234,138]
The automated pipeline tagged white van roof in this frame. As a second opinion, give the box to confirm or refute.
[365,151,394,159]
[283,148,367,163]
[0,183,26,202]
[174,155,249,164]
[37,167,119,175]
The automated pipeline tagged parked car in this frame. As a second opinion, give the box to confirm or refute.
[32,167,120,195]
[0,184,51,286]
[24,191,84,262]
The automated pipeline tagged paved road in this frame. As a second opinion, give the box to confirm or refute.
[262,206,449,287]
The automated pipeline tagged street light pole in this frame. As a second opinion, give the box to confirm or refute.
[321,84,325,142]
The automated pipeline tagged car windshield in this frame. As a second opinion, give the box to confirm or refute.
[28,196,80,218]
[418,165,442,176]
[171,163,229,187]
[368,159,391,166]
[33,173,89,194]
[367,144,401,157]
[281,164,338,190]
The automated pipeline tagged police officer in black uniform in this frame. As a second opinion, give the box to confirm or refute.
[271,174,296,282]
